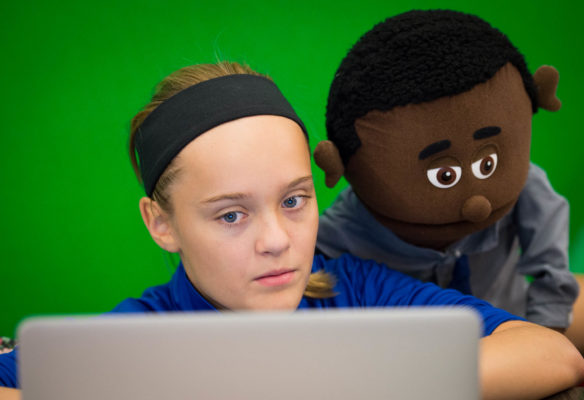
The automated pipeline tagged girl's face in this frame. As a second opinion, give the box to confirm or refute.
[146,115,318,310]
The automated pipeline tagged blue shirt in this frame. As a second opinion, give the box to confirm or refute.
[0,253,521,388]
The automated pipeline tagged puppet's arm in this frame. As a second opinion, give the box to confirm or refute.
[515,163,578,328]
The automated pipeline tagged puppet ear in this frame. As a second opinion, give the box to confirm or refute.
[534,65,561,111]
[314,140,345,188]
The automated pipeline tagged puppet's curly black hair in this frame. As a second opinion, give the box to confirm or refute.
[326,9,538,166]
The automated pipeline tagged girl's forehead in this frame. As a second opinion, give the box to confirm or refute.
[180,115,309,163]
[173,115,312,194]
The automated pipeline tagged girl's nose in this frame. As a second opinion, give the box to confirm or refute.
[255,214,291,256]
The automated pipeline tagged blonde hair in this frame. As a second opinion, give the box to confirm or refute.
[129,61,336,299]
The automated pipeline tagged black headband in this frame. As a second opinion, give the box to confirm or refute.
[135,74,308,196]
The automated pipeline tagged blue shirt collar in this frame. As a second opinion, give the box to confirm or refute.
[170,263,218,312]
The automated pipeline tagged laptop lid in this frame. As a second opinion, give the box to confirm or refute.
[18,308,480,400]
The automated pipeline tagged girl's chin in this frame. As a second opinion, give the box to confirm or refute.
[247,290,305,311]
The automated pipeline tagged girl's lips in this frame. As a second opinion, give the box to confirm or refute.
[254,269,296,287]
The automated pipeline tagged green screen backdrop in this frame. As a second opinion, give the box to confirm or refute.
[1,0,583,337]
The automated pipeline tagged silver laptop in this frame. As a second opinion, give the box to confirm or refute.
[18,308,480,400]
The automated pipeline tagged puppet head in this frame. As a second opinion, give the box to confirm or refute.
[315,9,561,250]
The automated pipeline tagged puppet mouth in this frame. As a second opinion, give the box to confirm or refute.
[383,198,515,228]
[368,199,516,246]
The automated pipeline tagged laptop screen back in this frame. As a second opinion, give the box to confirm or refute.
[18,308,480,400]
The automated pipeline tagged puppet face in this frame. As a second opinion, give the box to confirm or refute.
[346,64,533,249]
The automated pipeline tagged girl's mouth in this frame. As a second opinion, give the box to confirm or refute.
[254,269,296,287]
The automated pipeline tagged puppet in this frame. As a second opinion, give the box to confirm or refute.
[315,9,578,329]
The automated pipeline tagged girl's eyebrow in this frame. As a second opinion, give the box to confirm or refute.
[286,175,314,190]
[201,192,249,204]
[201,176,314,205]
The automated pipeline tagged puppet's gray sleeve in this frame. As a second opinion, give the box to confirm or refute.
[515,163,578,328]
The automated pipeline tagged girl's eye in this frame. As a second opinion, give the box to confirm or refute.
[426,166,462,189]
[221,211,241,224]
[282,196,304,209]
[471,153,498,179]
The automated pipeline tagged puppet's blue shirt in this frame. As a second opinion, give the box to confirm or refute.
[0,253,522,388]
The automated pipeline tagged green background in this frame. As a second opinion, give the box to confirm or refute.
[1,0,583,337]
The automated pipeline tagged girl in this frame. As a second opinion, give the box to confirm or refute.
[1,62,582,400]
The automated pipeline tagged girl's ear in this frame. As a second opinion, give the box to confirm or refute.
[313,140,345,188]
[534,65,561,112]
[139,197,180,253]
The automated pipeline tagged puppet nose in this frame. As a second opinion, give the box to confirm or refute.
[461,195,492,223]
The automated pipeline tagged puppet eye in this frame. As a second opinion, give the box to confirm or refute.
[426,166,462,189]
[471,153,498,179]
